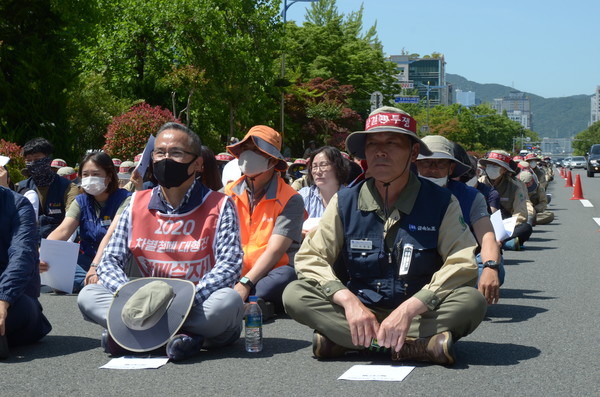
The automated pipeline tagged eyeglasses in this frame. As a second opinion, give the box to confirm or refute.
[152,149,196,161]
[417,159,451,170]
[311,162,332,172]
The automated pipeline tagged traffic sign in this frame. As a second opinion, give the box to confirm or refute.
[395,96,419,104]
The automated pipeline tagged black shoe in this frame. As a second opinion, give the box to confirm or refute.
[256,298,275,321]
[101,329,130,356]
[166,334,204,362]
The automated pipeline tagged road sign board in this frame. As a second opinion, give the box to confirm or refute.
[394,96,420,104]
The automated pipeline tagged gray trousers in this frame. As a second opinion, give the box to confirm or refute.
[282,279,487,349]
[78,284,244,347]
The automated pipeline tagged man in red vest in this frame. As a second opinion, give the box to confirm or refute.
[78,122,244,361]
[224,126,305,316]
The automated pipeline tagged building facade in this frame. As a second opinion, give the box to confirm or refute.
[389,55,450,106]
[491,90,532,130]
[455,89,476,107]
[591,85,600,126]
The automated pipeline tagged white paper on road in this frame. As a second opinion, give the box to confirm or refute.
[338,365,415,381]
[133,135,155,180]
[39,239,79,294]
[100,356,169,370]
[0,155,9,167]
[490,211,517,241]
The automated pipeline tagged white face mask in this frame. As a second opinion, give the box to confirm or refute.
[238,150,272,177]
[419,174,448,187]
[529,160,538,168]
[81,176,107,196]
[485,165,502,180]
[466,175,478,187]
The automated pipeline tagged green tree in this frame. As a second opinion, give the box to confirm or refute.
[572,121,600,155]
[285,77,362,156]
[0,0,96,161]
[285,0,399,121]
[78,0,282,153]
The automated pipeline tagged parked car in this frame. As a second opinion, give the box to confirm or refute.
[570,156,586,169]
[562,157,572,168]
[586,144,600,177]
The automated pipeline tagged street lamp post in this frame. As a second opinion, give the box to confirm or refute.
[280,0,318,138]
[418,81,445,133]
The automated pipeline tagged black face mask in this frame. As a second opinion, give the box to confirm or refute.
[153,157,196,189]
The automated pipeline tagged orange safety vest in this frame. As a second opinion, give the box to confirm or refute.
[225,175,304,276]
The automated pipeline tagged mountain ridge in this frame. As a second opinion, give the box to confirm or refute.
[446,73,591,139]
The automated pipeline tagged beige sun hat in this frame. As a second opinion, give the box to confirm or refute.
[417,135,471,178]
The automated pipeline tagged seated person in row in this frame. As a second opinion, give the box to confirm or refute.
[15,138,80,238]
[40,151,131,292]
[416,136,503,305]
[283,107,487,365]
[225,126,305,312]
[78,122,244,361]
[0,186,52,358]
[478,150,532,251]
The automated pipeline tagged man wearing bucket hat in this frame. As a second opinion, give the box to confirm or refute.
[283,107,486,365]
[524,153,547,189]
[224,125,306,316]
[78,122,244,361]
[519,171,554,225]
[479,150,533,250]
[416,135,503,305]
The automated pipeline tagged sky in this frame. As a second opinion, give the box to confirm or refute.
[285,0,600,99]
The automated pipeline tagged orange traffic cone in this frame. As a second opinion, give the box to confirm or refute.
[571,174,585,200]
[565,170,573,187]
[560,167,566,178]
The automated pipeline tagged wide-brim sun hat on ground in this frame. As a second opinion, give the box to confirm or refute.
[479,150,515,173]
[345,106,432,159]
[416,135,471,178]
[107,277,196,352]
[226,125,288,172]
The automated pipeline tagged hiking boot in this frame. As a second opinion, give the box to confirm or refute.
[312,330,347,359]
[391,331,455,365]
[166,334,204,362]
[101,329,130,356]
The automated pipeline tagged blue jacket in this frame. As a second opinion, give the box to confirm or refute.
[0,186,41,304]
[76,189,131,258]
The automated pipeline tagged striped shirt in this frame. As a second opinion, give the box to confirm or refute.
[96,180,243,306]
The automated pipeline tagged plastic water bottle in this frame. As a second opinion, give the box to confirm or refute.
[245,296,263,352]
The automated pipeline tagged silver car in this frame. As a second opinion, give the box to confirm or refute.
[570,156,586,169]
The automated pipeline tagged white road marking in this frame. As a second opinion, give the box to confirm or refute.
[580,199,593,207]
[594,218,600,227]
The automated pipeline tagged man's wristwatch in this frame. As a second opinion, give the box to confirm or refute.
[483,260,500,271]
[239,276,255,289]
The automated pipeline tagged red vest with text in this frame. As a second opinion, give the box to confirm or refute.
[128,189,226,283]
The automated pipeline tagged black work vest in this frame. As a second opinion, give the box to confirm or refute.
[335,178,450,308]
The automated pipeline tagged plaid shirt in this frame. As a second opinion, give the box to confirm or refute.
[96,181,243,305]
